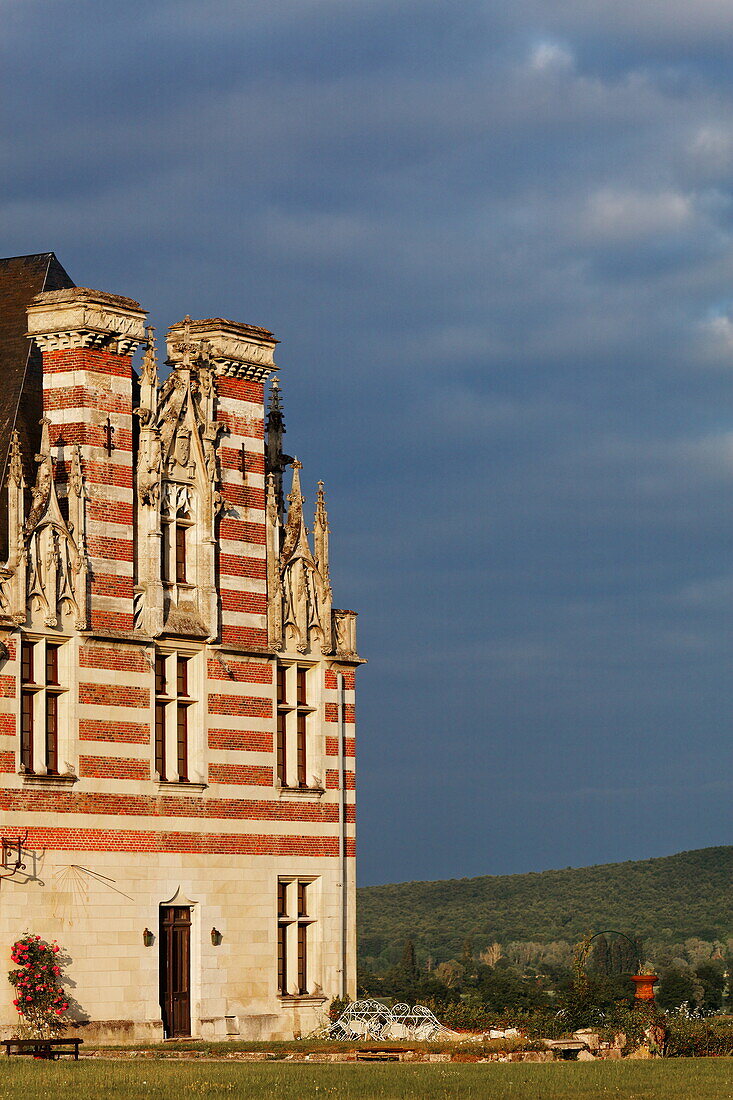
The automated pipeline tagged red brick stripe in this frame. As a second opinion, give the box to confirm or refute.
[79,756,149,780]
[219,627,268,649]
[221,590,267,615]
[220,448,265,474]
[206,660,272,684]
[325,736,356,757]
[326,769,356,790]
[208,729,273,752]
[219,555,267,580]
[89,610,134,632]
[79,720,150,744]
[219,519,266,544]
[0,751,14,773]
[218,410,265,438]
[325,703,356,724]
[216,378,264,403]
[51,425,133,450]
[44,349,133,378]
[218,484,264,509]
[208,694,271,718]
[88,501,134,526]
[0,788,354,823]
[87,536,134,561]
[325,669,356,690]
[45,390,131,414]
[91,574,134,599]
[5,826,355,856]
[0,675,16,698]
[79,684,149,708]
[79,647,150,673]
[74,461,133,489]
[0,788,353,823]
[209,764,273,786]
[0,715,16,736]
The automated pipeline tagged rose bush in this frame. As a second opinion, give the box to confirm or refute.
[8,934,69,1037]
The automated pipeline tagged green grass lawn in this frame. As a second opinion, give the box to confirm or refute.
[0,1059,731,1099]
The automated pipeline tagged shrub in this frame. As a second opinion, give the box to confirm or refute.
[8,934,69,1038]
[664,1016,733,1058]
[328,995,350,1024]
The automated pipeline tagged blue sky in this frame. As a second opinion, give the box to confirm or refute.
[4,1,733,885]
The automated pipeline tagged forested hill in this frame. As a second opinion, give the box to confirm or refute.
[358,846,733,971]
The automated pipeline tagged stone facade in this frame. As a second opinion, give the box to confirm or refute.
[0,266,359,1041]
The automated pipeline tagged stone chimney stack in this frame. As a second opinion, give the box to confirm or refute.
[26,287,147,632]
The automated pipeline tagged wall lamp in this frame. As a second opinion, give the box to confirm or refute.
[211,928,222,946]
[143,928,155,947]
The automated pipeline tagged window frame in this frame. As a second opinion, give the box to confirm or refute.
[277,877,318,998]
[275,662,320,792]
[154,649,199,784]
[19,637,67,776]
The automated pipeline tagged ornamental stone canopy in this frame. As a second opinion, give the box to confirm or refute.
[26,286,148,355]
[166,317,278,381]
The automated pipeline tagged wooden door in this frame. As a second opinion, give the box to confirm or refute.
[160,906,191,1037]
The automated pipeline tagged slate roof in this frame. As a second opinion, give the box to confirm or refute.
[0,253,74,553]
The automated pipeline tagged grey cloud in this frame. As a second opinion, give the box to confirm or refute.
[4,1,733,883]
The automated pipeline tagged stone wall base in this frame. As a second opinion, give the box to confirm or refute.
[0,1019,163,1044]
[0,1012,325,1045]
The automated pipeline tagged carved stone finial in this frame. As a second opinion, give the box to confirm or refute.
[37,417,51,461]
[169,315,200,370]
[266,472,278,521]
[288,459,304,509]
[278,461,333,655]
[8,432,23,488]
[313,478,331,629]
[142,326,158,383]
[265,379,293,523]
[69,444,84,498]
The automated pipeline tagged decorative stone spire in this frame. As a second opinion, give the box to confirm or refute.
[281,459,306,564]
[24,419,88,629]
[67,444,87,557]
[314,481,330,586]
[266,473,283,650]
[7,431,23,489]
[274,461,334,655]
[169,315,198,370]
[138,326,159,422]
[266,379,293,523]
[26,418,53,533]
[313,480,333,653]
[0,431,27,623]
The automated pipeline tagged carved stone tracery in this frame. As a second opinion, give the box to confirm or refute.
[267,460,338,656]
[133,320,222,638]
[0,423,88,629]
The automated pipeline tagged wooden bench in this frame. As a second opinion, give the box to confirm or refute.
[2,1038,83,1060]
[355,1047,407,1062]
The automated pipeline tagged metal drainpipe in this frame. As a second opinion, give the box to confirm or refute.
[337,671,347,1000]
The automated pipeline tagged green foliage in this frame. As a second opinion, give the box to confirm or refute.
[597,1003,665,1057]
[358,846,733,971]
[328,995,351,1023]
[8,934,69,1038]
[664,1015,733,1058]
[656,968,698,1011]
